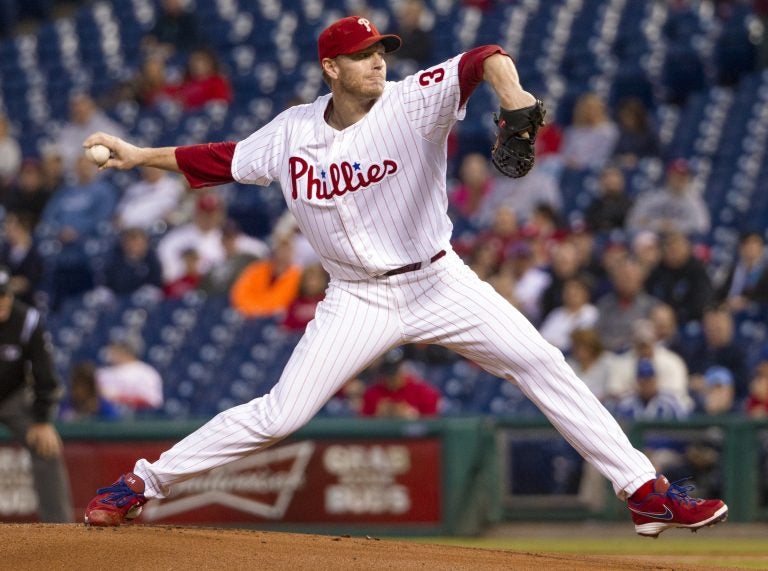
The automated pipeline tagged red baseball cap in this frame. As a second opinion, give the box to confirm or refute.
[318,16,401,62]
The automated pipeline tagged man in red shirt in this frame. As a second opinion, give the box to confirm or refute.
[361,348,440,419]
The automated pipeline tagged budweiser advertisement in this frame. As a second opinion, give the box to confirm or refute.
[0,438,442,525]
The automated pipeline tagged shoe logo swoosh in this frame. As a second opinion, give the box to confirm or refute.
[628,505,674,520]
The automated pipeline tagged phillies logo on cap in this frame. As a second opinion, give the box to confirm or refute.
[318,15,401,61]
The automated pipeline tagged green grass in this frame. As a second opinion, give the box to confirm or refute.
[400,536,768,569]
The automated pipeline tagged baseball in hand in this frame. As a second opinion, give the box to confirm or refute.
[85,144,111,166]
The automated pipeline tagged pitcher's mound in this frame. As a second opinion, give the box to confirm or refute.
[1,523,693,570]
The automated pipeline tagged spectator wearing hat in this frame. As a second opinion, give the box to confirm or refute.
[157,191,266,284]
[360,348,440,419]
[114,167,185,231]
[691,366,735,416]
[0,265,73,522]
[614,359,689,421]
[606,320,690,409]
[626,159,710,236]
[595,257,659,352]
[96,335,163,414]
[156,191,226,283]
[102,227,163,296]
[715,231,768,311]
[645,232,714,325]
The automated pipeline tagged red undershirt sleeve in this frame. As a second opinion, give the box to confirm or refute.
[458,45,511,109]
[175,142,237,188]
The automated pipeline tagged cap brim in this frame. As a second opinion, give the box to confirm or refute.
[342,34,402,58]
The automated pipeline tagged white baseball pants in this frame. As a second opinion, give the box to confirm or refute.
[135,250,655,499]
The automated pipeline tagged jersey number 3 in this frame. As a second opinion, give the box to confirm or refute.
[418,68,445,87]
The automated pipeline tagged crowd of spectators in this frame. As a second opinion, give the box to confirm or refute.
[0,0,766,429]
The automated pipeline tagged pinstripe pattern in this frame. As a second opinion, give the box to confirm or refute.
[133,54,656,502]
[136,250,654,500]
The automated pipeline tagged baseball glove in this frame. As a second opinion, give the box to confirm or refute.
[491,99,546,178]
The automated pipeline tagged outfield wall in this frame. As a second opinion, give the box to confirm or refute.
[1,417,765,533]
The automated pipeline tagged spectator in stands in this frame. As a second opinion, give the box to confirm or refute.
[468,240,502,281]
[505,241,551,323]
[0,211,43,306]
[60,362,120,422]
[690,366,735,416]
[448,153,510,229]
[560,93,619,170]
[686,305,749,401]
[56,92,126,176]
[607,320,690,409]
[0,114,21,191]
[102,227,163,296]
[361,347,440,418]
[645,231,714,324]
[163,247,201,299]
[231,235,302,318]
[40,144,65,195]
[626,159,710,236]
[540,241,586,321]
[716,231,768,310]
[649,303,688,359]
[96,335,163,414]
[3,159,51,225]
[539,275,598,352]
[745,357,768,418]
[115,166,185,231]
[631,230,662,275]
[611,97,660,168]
[457,205,520,262]
[165,48,233,111]
[389,0,434,67]
[567,328,614,402]
[614,359,689,421]
[143,0,203,57]
[282,264,330,332]
[199,220,260,296]
[38,156,118,244]
[271,210,320,268]
[157,191,224,283]
[584,165,633,232]
[596,257,659,352]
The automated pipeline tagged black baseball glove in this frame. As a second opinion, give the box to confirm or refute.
[491,99,546,178]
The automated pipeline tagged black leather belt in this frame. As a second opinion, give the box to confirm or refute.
[384,250,446,277]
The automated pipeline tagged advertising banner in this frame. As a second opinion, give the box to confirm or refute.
[0,438,442,525]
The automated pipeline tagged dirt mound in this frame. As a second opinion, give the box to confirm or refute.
[1,524,700,570]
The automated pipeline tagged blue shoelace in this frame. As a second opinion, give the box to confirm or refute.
[666,477,701,506]
[96,480,140,507]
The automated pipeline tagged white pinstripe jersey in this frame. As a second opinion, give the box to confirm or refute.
[232,55,467,280]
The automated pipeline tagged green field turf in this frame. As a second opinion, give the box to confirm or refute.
[404,536,768,569]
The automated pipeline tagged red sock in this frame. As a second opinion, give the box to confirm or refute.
[629,477,658,502]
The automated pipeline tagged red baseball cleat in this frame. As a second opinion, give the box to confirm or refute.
[84,472,147,526]
[628,475,728,537]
